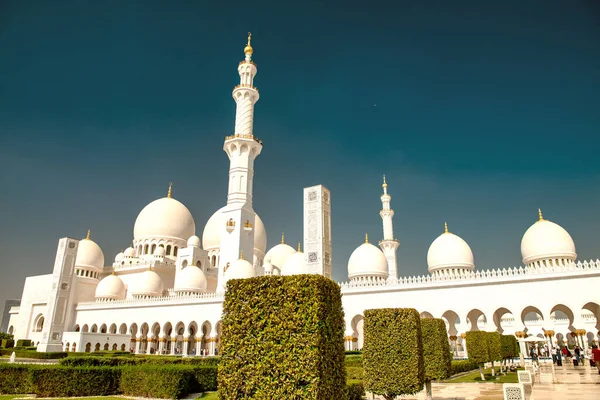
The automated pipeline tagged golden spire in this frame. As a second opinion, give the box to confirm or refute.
[167,182,172,198]
[239,250,244,260]
[244,32,253,55]
[444,222,448,233]
[365,233,369,243]
[538,208,544,221]
[382,175,387,189]
[297,242,301,252]
[281,232,285,244]
[86,229,91,240]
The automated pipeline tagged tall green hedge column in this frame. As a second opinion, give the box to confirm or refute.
[500,335,519,373]
[487,332,502,377]
[218,275,347,400]
[421,318,452,400]
[363,308,424,400]
[465,331,489,381]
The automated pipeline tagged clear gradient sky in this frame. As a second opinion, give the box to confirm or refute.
[0,1,599,308]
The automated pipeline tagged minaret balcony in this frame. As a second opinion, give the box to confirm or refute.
[233,84,259,92]
[224,134,263,146]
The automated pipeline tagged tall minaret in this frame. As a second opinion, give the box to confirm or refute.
[379,176,399,279]
[217,33,263,290]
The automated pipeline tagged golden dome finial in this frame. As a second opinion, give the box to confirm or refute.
[86,229,91,240]
[239,250,244,260]
[244,32,253,55]
[444,222,448,233]
[382,175,387,188]
[167,182,172,198]
[297,242,301,252]
[538,208,544,221]
[365,233,369,244]
[281,232,285,244]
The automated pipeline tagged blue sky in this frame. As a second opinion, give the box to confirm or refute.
[0,1,599,307]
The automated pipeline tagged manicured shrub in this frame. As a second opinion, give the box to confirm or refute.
[0,349,66,359]
[501,335,519,359]
[121,365,193,399]
[218,275,346,400]
[344,354,363,368]
[1,339,14,348]
[60,356,139,367]
[363,308,424,400]
[421,318,452,399]
[0,365,33,394]
[487,332,502,376]
[15,340,32,347]
[346,382,365,400]
[0,333,13,340]
[450,360,480,375]
[31,366,121,397]
[465,331,489,380]
[345,350,362,355]
[190,365,218,392]
[346,366,363,380]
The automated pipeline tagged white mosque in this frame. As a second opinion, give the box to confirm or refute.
[6,35,600,356]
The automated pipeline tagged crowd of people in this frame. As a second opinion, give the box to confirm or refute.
[529,342,600,374]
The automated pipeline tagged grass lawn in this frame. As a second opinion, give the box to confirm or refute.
[446,367,520,383]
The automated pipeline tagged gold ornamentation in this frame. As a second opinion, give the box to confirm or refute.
[240,250,244,260]
[281,232,285,244]
[86,229,91,240]
[167,182,172,198]
[244,32,253,55]
[538,208,543,221]
[365,233,369,244]
[297,242,301,252]
[460,333,466,339]
[382,175,387,189]
[444,222,449,234]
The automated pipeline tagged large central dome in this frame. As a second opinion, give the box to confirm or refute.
[202,206,267,253]
[134,197,195,242]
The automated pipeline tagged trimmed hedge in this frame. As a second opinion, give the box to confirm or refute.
[0,349,67,359]
[346,366,363,380]
[501,335,519,359]
[487,332,502,362]
[121,365,193,399]
[346,382,365,400]
[15,340,32,347]
[218,275,347,400]
[363,308,424,400]
[1,339,14,349]
[0,365,33,394]
[450,360,480,375]
[465,331,489,364]
[60,355,220,367]
[30,366,122,397]
[421,318,452,381]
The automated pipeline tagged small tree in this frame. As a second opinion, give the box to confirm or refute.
[465,331,489,380]
[500,335,519,372]
[363,308,424,400]
[421,318,452,400]
[487,332,502,377]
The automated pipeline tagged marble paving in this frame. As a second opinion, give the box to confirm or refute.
[367,362,600,399]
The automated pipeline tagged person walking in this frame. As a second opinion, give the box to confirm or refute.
[592,346,600,374]
[574,345,581,365]
[551,346,558,364]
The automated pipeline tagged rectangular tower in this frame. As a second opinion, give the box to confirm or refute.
[37,237,78,352]
[303,185,332,278]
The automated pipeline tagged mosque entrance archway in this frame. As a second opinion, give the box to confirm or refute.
[466,309,486,331]
[492,307,514,334]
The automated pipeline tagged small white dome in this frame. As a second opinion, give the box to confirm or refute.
[124,247,136,257]
[202,206,267,253]
[224,258,255,280]
[114,252,124,263]
[347,240,389,280]
[427,226,474,273]
[265,242,296,269]
[154,246,166,256]
[134,197,195,242]
[187,235,201,248]
[95,274,126,300]
[281,251,308,276]
[174,266,207,293]
[521,212,576,265]
[76,238,105,270]
[131,270,164,297]
[263,261,274,274]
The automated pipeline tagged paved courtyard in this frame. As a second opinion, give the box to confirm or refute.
[368,362,600,399]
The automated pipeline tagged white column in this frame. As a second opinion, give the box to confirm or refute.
[303,185,332,278]
[170,337,177,355]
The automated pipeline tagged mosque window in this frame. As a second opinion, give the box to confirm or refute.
[182,260,188,268]
[166,245,172,255]
[174,247,178,256]
[34,315,44,332]
[144,244,149,254]
[212,255,217,267]
[197,261,201,268]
